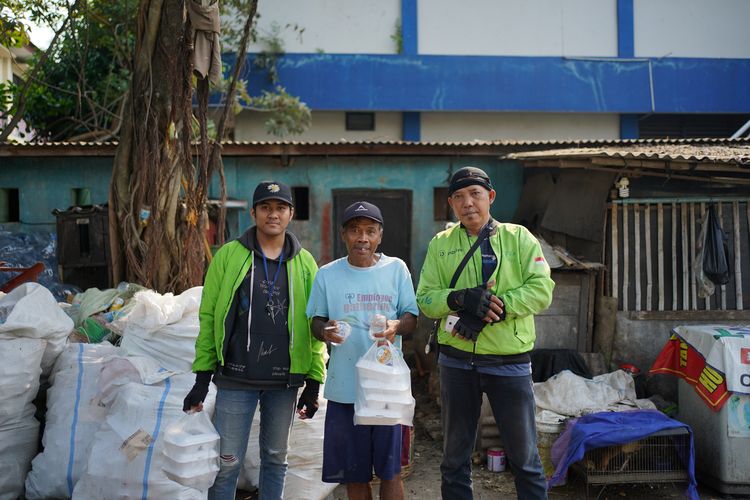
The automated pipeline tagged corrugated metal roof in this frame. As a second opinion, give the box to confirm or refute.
[2,137,750,157]
[505,142,750,165]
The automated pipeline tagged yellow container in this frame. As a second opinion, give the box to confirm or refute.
[536,421,563,482]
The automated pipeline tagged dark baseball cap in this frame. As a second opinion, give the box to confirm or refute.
[252,181,294,207]
[341,201,383,227]
[448,166,493,196]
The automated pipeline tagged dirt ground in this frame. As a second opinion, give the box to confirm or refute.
[325,374,735,500]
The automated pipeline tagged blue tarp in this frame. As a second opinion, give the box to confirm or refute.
[549,409,697,500]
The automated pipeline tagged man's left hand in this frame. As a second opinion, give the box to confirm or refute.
[371,319,400,343]
[296,379,320,419]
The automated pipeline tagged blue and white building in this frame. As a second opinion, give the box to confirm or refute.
[234,0,750,142]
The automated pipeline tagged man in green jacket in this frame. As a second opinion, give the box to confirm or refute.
[416,167,555,500]
[184,181,325,500]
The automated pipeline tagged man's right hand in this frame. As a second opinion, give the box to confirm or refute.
[183,371,212,412]
[320,319,346,344]
[452,313,486,342]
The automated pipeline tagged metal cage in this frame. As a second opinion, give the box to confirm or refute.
[572,428,690,492]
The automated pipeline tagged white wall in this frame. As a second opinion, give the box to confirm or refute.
[234,111,402,141]
[420,112,620,141]
[234,110,620,142]
[419,0,617,57]
[0,46,12,86]
[634,0,750,58]
[240,0,400,54]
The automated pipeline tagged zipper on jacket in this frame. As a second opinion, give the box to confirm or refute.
[221,251,251,365]
[246,255,255,352]
[286,258,295,389]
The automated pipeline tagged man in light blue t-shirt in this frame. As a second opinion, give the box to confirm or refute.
[306,201,418,500]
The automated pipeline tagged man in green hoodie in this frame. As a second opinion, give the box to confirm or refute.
[417,167,555,500]
[183,180,325,500]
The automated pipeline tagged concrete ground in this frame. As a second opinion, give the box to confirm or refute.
[324,375,738,500]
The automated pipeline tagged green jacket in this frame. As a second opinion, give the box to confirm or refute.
[416,222,554,356]
[192,235,326,384]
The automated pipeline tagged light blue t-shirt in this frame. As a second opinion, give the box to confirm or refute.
[306,254,419,404]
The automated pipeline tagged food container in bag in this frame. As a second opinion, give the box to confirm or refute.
[161,411,220,490]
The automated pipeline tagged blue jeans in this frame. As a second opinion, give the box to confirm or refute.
[208,387,297,500]
[440,365,547,500]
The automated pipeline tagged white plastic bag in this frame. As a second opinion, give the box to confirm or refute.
[0,283,73,375]
[25,342,121,499]
[117,287,203,373]
[354,341,414,426]
[161,411,220,491]
[0,337,45,500]
[72,373,215,499]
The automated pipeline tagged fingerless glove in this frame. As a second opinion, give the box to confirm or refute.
[296,378,320,418]
[182,371,212,412]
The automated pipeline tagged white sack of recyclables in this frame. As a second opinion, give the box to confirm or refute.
[117,286,202,373]
[533,369,656,419]
[0,282,74,375]
[73,371,217,500]
[0,337,45,500]
[238,394,337,500]
[24,342,121,500]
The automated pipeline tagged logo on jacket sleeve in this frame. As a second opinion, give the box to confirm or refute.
[534,256,545,264]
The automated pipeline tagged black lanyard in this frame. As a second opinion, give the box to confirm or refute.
[259,248,285,304]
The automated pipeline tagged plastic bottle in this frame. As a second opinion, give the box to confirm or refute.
[369,314,387,341]
[328,321,351,345]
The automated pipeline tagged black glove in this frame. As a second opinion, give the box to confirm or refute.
[448,286,493,319]
[453,312,487,342]
[183,371,212,412]
[296,378,320,419]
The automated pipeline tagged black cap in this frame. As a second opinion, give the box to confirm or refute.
[252,181,294,207]
[448,166,493,196]
[341,201,384,226]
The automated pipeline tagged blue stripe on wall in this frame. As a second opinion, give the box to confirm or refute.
[401,0,418,55]
[402,112,420,141]
[226,54,750,114]
[617,0,635,58]
[620,114,639,139]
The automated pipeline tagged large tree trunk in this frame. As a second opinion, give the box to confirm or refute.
[109,0,201,293]
[109,0,257,293]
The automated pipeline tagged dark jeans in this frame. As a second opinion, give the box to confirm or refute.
[440,364,547,500]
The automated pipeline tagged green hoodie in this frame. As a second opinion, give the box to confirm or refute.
[416,222,555,356]
[192,229,325,384]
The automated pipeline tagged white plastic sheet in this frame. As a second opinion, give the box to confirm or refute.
[73,372,216,499]
[0,283,73,374]
[533,369,656,418]
[117,287,202,373]
[24,342,120,499]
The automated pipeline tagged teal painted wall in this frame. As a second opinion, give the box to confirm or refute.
[0,157,111,231]
[217,155,522,272]
[1,155,523,273]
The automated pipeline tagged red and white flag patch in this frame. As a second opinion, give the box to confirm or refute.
[534,256,545,264]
